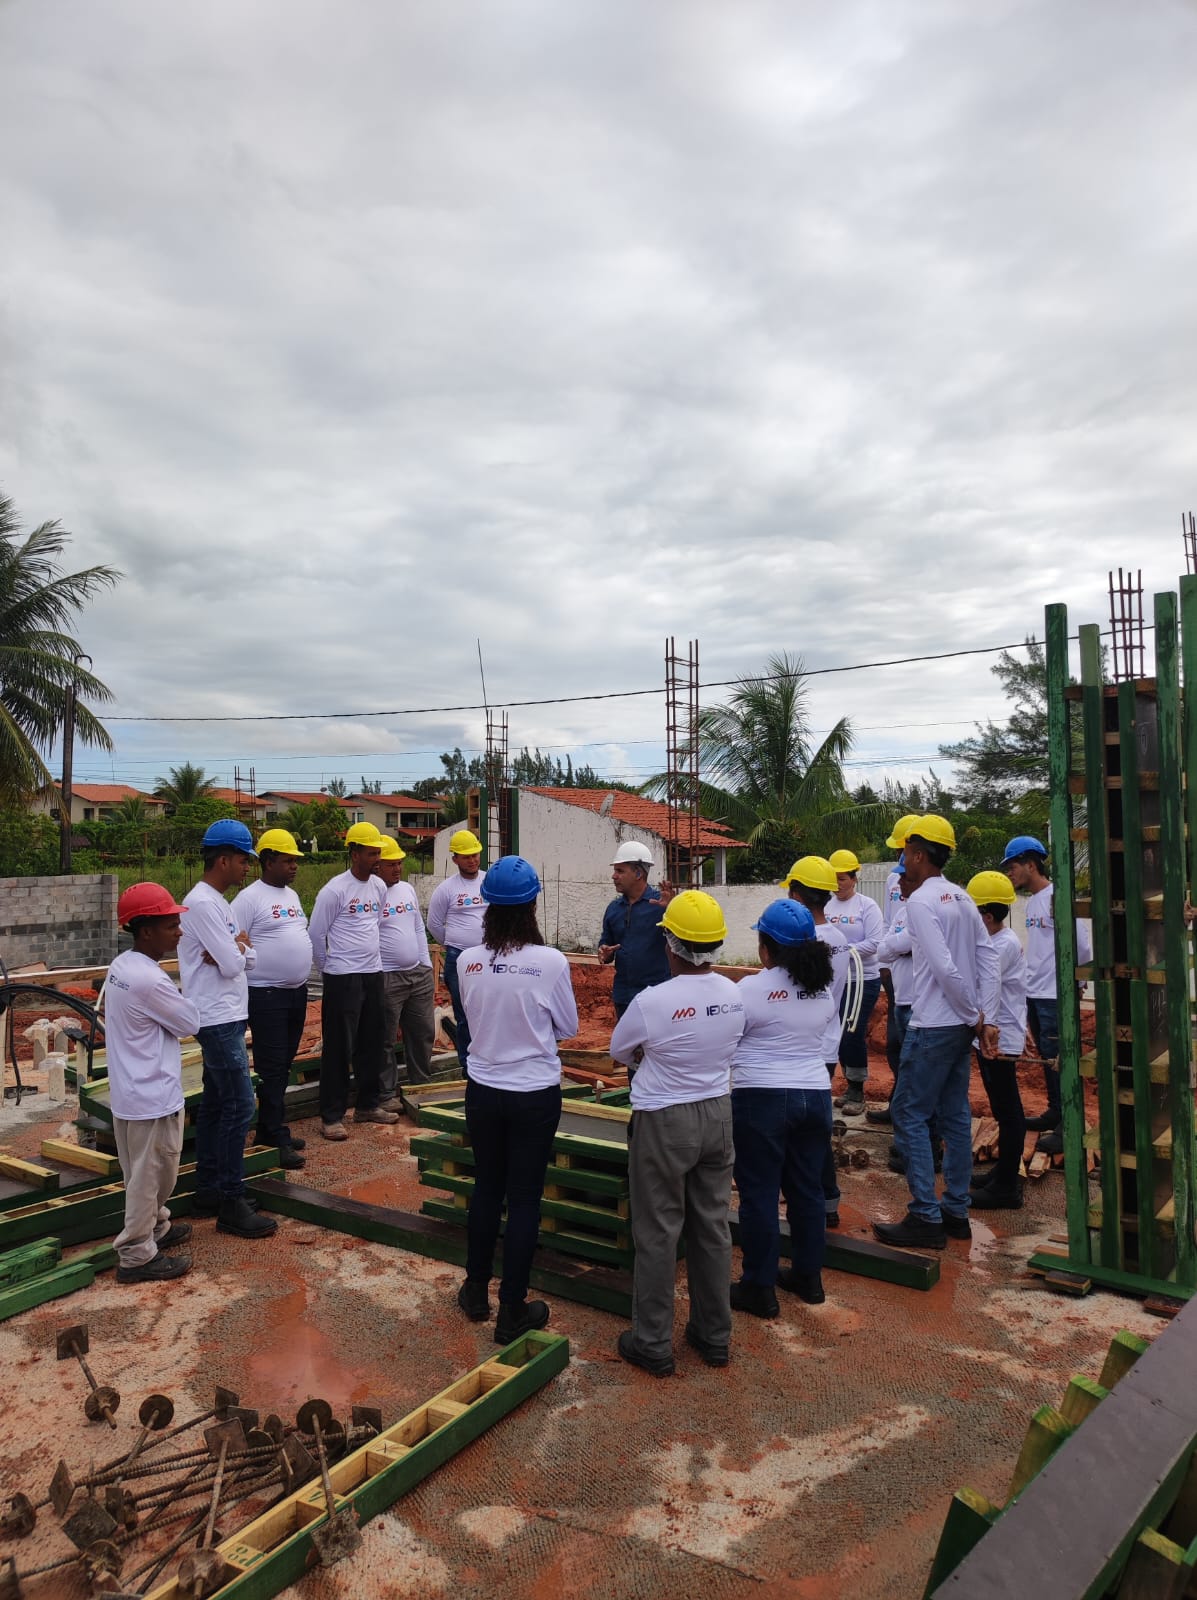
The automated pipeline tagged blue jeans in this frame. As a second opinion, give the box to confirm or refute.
[195,1022,257,1198]
[821,1063,841,1214]
[733,1086,832,1283]
[839,977,881,1085]
[1027,997,1060,1117]
[890,1023,974,1223]
[442,947,471,1074]
[465,1081,561,1305]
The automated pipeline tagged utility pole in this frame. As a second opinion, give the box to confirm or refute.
[58,651,90,875]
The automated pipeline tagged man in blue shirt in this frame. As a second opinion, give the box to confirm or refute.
[598,842,674,1018]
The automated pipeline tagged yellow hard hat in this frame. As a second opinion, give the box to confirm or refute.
[345,821,384,848]
[782,855,837,893]
[449,828,482,856]
[966,871,1016,907]
[659,890,728,944]
[378,835,406,861]
[885,813,920,850]
[908,814,956,851]
[829,849,860,874]
[255,828,303,857]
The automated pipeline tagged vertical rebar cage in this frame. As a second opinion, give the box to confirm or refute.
[1035,584,1197,1298]
[664,637,700,886]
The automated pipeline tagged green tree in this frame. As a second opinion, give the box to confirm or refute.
[648,653,888,882]
[280,797,349,851]
[0,493,120,806]
[325,777,348,797]
[112,794,152,827]
[0,807,59,875]
[154,762,217,811]
[938,639,1051,827]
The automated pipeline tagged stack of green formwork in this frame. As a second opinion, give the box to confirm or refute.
[1028,582,1197,1300]
[413,1098,634,1269]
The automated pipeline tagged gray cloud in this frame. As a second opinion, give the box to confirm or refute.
[1,0,1194,796]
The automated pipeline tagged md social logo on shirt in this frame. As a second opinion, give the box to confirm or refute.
[456,893,485,909]
[767,990,789,1002]
[671,1007,697,1021]
[347,898,380,915]
[464,962,484,974]
[271,904,302,919]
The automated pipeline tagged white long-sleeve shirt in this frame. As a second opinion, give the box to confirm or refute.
[1024,883,1094,999]
[458,942,577,1089]
[988,925,1028,1057]
[883,867,904,929]
[731,966,837,1091]
[611,972,746,1111]
[104,951,201,1120]
[906,876,1000,1029]
[877,904,915,1007]
[231,879,314,989]
[308,870,385,976]
[179,881,255,1026]
[815,922,850,1064]
[379,880,432,973]
[824,892,884,980]
[427,871,487,949]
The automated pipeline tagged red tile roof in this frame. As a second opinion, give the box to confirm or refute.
[259,791,357,809]
[350,793,440,811]
[70,785,165,806]
[524,788,746,850]
[208,788,269,809]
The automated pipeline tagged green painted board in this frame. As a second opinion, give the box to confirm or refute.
[922,1487,1001,1598]
[730,1212,940,1292]
[1028,1251,1194,1303]
[0,1240,61,1286]
[0,1260,96,1322]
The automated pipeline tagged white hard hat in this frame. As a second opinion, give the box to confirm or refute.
[611,841,654,867]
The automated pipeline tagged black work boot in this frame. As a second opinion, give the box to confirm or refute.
[872,1213,947,1249]
[968,1182,1023,1211]
[777,1268,826,1304]
[729,1280,779,1318]
[457,1279,490,1321]
[494,1299,550,1343]
[117,1252,192,1284]
[217,1196,278,1239]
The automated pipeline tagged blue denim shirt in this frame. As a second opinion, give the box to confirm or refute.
[600,886,671,1006]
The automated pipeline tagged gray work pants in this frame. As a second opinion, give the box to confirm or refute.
[628,1096,734,1358]
[113,1111,184,1268]
[380,966,437,1096]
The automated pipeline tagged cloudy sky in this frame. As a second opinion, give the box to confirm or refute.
[1,0,1194,800]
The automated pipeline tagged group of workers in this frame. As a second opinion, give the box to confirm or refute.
[102,809,1071,1376]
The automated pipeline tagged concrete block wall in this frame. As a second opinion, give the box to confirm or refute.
[0,874,119,971]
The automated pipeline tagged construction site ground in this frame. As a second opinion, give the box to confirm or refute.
[0,976,1147,1600]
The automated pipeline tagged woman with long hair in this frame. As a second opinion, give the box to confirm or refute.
[730,899,837,1315]
[455,856,578,1344]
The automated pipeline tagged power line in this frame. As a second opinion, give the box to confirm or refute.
[106,639,1043,725]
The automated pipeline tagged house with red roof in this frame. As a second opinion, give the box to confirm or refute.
[31,783,167,825]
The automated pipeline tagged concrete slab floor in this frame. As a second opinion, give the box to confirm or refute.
[0,1094,1171,1600]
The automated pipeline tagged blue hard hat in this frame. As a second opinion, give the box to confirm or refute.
[201,819,258,858]
[1001,834,1047,865]
[479,855,541,906]
[752,899,816,946]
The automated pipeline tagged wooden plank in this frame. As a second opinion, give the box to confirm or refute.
[38,1139,121,1177]
[0,1153,59,1190]
[1091,978,1124,1270]
[729,1211,940,1292]
[1007,1405,1075,1500]
[1046,601,1090,1262]
[248,1179,634,1316]
[921,1487,1001,1598]
[1027,1251,1194,1305]
[0,1240,61,1287]
[1117,1526,1195,1599]
[143,1331,568,1600]
[1059,1375,1109,1426]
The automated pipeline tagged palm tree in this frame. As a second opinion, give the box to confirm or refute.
[112,794,152,827]
[0,494,120,807]
[154,762,217,809]
[647,653,889,875]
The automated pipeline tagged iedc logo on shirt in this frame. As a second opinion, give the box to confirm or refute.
[493,963,543,977]
[671,1007,697,1021]
[707,1002,744,1016]
[347,898,380,915]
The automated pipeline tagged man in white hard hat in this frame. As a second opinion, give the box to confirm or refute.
[598,841,674,1019]
[427,828,487,1072]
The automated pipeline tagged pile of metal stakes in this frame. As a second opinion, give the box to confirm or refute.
[0,1320,377,1598]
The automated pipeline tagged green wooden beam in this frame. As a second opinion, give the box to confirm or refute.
[1028,1251,1194,1303]
[922,1487,1001,1598]
[0,1261,96,1323]
[1155,590,1197,1286]
[1046,601,1089,1260]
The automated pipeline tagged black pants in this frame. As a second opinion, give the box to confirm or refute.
[319,971,385,1125]
[248,984,308,1149]
[976,1052,1027,1187]
[465,1081,562,1306]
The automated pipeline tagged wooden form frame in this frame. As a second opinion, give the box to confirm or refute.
[1036,590,1197,1298]
[927,1295,1197,1597]
[142,1331,568,1600]
[248,1179,633,1316]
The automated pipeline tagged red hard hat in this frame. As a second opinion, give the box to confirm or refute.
[117,883,188,925]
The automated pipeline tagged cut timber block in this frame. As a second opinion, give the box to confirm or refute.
[142,1331,568,1600]
[1059,1375,1109,1426]
[0,1240,61,1287]
[0,1260,96,1322]
[0,1153,59,1191]
[1007,1405,1075,1501]
[1101,1330,1151,1390]
[39,1140,121,1178]
[922,1487,1001,1599]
